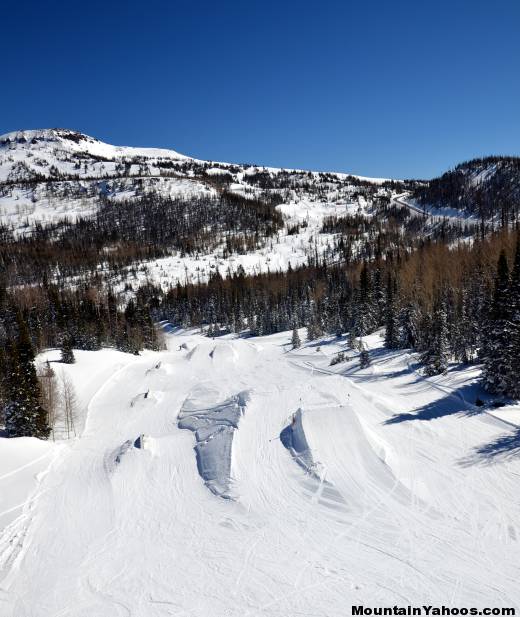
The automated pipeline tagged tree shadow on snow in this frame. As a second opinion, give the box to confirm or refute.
[339,348,412,381]
[459,427,520,466]
[384,384,484,425]
[343,365,412,381]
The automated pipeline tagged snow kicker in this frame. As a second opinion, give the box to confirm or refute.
[178,388,250,498]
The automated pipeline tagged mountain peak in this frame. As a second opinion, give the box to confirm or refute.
[0,128,189,161]
[0,128,93,144]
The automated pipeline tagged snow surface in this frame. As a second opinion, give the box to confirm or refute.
[2,330,520,615]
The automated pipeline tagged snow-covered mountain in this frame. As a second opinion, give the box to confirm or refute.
[0,128,406,288]
[413,155,520,220]
[0,128,206,232]
[2,132,520,615]
[0,127,393,229]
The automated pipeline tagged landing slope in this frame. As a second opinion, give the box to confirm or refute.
[1,331,519,616]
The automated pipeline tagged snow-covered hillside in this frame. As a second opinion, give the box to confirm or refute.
[1,329,520,615]
[0,128,207,232]
[0,129,399,287]
[413,156,520,222]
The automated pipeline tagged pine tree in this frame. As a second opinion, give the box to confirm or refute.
[4,319,50,439]
[306,306,323,341]
[60,334,75,364]
[352,263,375,336]
[421,300,449,376]
[398,302,419,349]
[384,272,399,349]
[359,348,371,369]
[291,326,301,349]
[0,345,7,427]
[481,250,512,394]
[507,238,520,397]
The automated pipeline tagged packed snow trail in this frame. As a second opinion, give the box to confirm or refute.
[1,331,520,616]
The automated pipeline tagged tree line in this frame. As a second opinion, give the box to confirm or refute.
[0,279,163,438]
[3,181,520,440]
[153,226,520,398]
[414,156,520,223]
[0,190,284,287]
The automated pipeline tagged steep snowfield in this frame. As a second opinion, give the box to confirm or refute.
[2,331,520,616]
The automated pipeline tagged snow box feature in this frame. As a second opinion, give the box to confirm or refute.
[178,390,250,499]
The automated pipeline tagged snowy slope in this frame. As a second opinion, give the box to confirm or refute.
[0,129,211,232]
[392,192,481,230]
[0,129,398,287]
[0,128,390,231]
[1,330,520,615]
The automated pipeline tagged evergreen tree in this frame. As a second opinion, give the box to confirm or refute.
[291,326,301,349]
[507,238,520,396]
[306,306,323,341]
[60,334,76,364]
[384,272,399,349]
[359,348,371,369]
[398,302,419,349]
[421,300,449,376]
[352,263,375,336]
[0,345,7,427]
[4,319,50,439]
[481,250,512,393]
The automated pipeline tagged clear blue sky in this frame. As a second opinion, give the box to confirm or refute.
[2,1,519,179]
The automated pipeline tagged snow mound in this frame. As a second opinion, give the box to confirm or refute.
[209,343,239,363]
[178,388,250,498]
[280,408,324,479]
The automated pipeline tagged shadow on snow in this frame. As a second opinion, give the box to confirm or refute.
[383,384,481,425]
[459,427,520,466]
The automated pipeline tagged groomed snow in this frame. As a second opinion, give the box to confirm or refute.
[1,330,520,615]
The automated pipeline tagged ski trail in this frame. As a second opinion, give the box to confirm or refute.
[3,332,520,614]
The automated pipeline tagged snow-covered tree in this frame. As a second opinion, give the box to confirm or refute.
[291,327,301,349]
[421,300,449,376]
[384,273,399,349]
[359,348,371,369]
[506,238,520,397]
[481,250,512,393]
[398,302,419,349]
[306,307,323,341]
[4,320,50,439]
[60,334,75,364]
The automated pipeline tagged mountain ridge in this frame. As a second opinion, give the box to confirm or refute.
[0,128,395,184]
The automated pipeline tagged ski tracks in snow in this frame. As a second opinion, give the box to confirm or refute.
[3,333,520,615]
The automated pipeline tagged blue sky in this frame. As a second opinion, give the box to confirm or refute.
[1,0,519,178]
